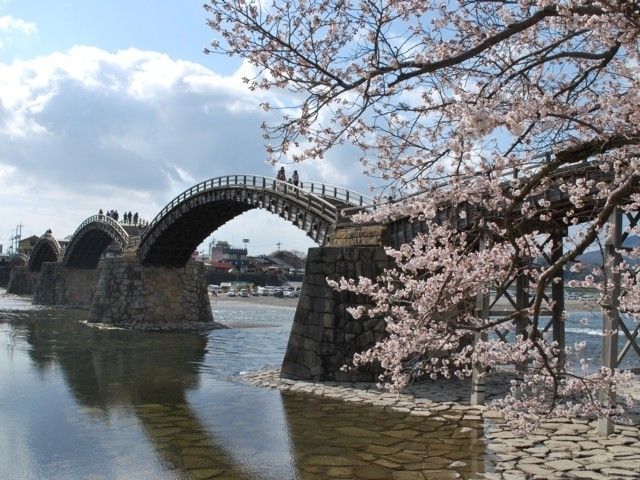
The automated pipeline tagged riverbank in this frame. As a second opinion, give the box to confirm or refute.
[241,369,640,480]
[210,292,594,312]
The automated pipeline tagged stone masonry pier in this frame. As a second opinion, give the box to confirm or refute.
[33,262,100,308]
[281,245,391,382]
[6,266,37,295]
[88,257,212,327]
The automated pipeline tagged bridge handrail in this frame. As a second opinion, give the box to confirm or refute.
[68,214,130,247]
[297,180,374,207]
[143,174,366,235]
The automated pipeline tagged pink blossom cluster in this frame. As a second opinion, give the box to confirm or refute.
[206,0,640,426]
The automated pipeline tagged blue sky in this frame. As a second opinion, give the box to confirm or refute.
[1,1,229,68]
[0,0,365,255]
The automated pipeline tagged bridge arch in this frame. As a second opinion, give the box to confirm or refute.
[63,215,130,268]
[139,175,371,267]
[28,233,62,272]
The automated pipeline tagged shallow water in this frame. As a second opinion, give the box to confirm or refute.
[0,293,495,480]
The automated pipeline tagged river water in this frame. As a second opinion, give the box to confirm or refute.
[0,291,637,480]
[0,292,494,480]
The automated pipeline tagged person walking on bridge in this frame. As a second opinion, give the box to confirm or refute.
[276,167,286,181]
[292,170,299,187]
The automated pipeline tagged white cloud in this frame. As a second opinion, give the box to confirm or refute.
[0,15,36,35]
[0,46,363,253]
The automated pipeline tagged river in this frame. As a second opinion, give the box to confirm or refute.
[0,290,637,479]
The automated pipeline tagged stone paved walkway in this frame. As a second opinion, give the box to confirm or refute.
[240,369,640,480]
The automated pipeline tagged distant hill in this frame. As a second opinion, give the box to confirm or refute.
[577,235,640,265]
[530,235,640,281]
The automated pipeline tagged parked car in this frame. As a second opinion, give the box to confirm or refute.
[226,289,236,297]
[283,290,298,298]
[240,289,249,297]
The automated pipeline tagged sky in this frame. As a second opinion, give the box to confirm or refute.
[0,0,367,256]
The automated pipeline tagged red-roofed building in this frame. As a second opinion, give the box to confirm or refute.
[209,260,236,272]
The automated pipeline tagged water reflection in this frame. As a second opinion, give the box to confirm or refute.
[280,394,488,479]
[0,298,490,480]
[23,311,206,407]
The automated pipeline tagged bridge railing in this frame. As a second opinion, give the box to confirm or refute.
[68,215,130,246]
[298,181,374,207]
[143,174,373,235]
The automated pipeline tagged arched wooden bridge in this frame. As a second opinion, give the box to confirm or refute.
[28,175,372,270]
[138,174,373,267]
[63,215,131,268]
[28,233,62,272]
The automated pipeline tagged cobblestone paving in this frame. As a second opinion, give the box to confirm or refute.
[241,369,640,480]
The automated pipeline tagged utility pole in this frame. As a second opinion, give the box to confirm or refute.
[12,223,23,254]
[242,238,250,274]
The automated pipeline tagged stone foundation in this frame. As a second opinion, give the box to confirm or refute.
[33,262,99,307]
[281,246,391,382]
[88,257,213,326]
[6,266,36,295]
[329,224,388,247]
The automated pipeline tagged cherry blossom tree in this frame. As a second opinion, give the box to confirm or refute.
[205,0,640,429]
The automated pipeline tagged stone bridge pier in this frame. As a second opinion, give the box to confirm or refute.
[6,266,37,295]
[281,225,391,382]
[88,257,212,327]
[33,262,101,307]
[7,242,55,295]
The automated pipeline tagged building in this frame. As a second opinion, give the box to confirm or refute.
[282,281,303,291]
[209,241,248,262]
[265,251,306,274]
[58,235,72,253]
[18,235,39,256]
[209,260,236,273]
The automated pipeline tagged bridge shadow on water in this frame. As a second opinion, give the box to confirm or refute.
[2,308,492,480]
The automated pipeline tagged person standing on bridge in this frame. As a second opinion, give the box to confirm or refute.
[292,170,299,187]
[133,212,138,225]
[99,209,103,215]
[276,166,286,181]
